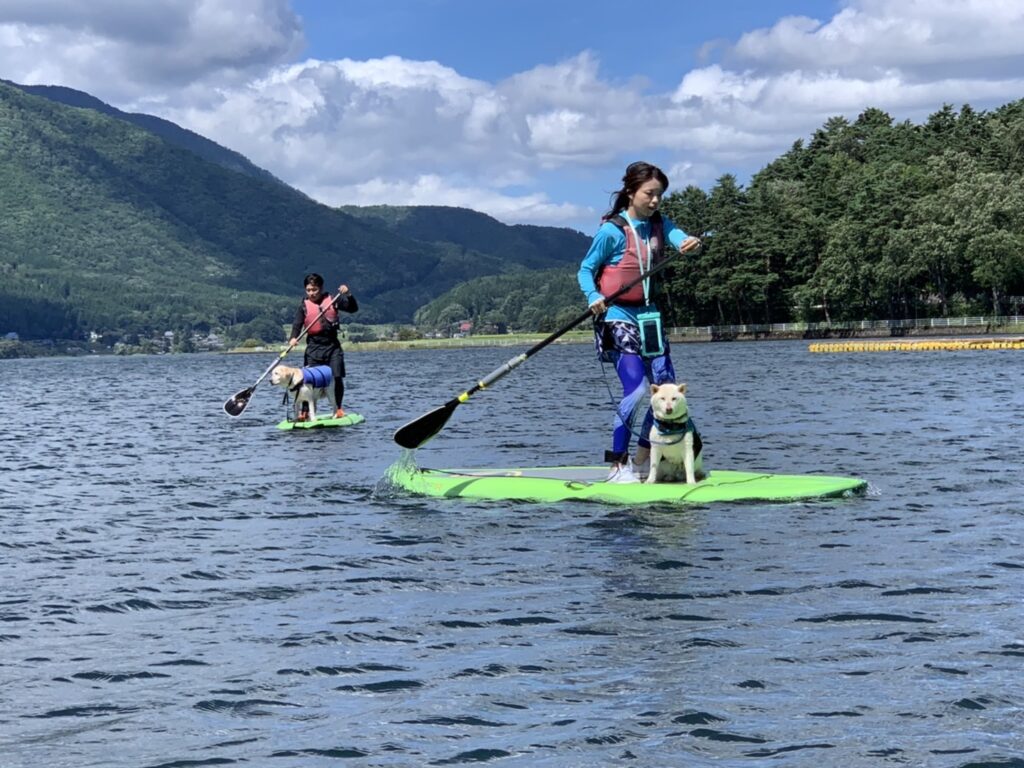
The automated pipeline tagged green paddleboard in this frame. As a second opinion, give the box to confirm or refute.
[389,465,866,505]
[276,413,365,430]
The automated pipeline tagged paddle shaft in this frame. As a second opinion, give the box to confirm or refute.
[223,293,340,415]
[255,294,338,384]
[452,245,690,403]
[392,239,700,447]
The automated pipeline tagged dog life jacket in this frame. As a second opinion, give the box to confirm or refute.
[652,416,704,457]
[303,296,338,335]
[654,415,696,436]
[596,212,664,306]
[293,365,333,391]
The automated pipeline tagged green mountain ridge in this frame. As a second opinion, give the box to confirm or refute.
[5,80,288,188]
[339,205,587,270]
[0,80,590,341]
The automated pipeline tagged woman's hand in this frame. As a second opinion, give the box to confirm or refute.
[679,236,702,254]
[589,297,607,316]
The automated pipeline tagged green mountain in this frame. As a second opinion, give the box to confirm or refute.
[340,205,588,270]
[5,80,287,187]
[413,267,585,333]
[0,80,589,341]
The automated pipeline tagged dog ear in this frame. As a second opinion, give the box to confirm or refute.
[679,383,687,394]
[650,384,660,394]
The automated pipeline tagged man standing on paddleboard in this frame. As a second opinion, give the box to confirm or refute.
[288,273,358,421]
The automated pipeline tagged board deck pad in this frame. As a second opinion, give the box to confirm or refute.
[389,465,867,504]
[276,413,365,430]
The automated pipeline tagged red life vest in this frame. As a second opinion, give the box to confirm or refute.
[596,212,664,306]
[303,296,338,334]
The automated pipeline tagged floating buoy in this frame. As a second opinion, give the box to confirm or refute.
[809,338,1024,353]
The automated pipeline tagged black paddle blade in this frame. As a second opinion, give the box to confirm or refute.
[393,402,458,449]
[223,387,254,417]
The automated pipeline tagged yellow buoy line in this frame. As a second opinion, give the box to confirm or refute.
[809,338,1024,353]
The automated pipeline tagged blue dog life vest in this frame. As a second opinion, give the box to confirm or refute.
[301,365,333,388]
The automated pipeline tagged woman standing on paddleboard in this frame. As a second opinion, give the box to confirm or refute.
[577,161,703,483]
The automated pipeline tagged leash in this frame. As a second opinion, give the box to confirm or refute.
[598,357,645,439]
[596,358,689,446]
[598,358,692,448]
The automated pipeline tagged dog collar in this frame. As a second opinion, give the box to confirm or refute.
[654,416,694,436]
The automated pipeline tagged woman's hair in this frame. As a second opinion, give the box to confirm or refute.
[303,273,324,289]
[604,161,670,219]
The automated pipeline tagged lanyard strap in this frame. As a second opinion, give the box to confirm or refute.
[622,213,652,304]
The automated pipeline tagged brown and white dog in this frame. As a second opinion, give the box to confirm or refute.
[269,364,337,422]
[645,382,705,485]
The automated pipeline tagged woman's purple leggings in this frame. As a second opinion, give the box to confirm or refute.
[610,351,676,460]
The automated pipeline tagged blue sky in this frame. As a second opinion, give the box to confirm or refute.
[3,1,1024,234]
[293,1,838,87]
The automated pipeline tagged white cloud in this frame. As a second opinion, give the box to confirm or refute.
[0,0,302,100]
[658,0,1024,179]
[313,174,589,226]
[3,0,1024,229]
[731,0,1024,77]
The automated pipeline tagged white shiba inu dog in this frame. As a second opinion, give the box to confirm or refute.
[645,382,705,484]
[269,364,337,422]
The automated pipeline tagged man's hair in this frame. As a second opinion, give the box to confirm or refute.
[303,273,324,289]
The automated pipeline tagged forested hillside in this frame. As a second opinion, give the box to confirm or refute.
[658,103,1024,326]
[0,81,588,342]
[4,80,286,187]
[413,268,584,334]
[419,102,1024,332]
[340,205,587,271]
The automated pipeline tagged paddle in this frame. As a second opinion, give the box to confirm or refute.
[393,238,701,449]
[222,294,338,417]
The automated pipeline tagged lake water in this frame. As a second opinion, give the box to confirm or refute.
[1,341,1022,767]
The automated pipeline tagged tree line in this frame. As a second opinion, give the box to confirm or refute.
[419,101,1024,333]
[659,102,1024,326]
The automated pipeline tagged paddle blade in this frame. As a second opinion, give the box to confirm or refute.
[223,387,254,417]
[393,402,458,449]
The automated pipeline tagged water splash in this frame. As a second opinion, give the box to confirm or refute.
[372,449,420,498]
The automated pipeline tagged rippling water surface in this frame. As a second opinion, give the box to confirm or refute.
[1,341,1022,767]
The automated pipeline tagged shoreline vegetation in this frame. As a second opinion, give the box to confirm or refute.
[3,317,1022,359]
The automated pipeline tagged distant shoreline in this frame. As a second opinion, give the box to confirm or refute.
[3,322,1023,359]
[227,322,1024,353]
